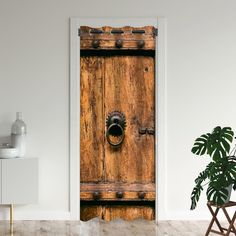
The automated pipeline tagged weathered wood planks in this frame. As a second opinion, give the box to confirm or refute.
[80,26,156,50]
[104,55,155,184]
[80,183,155,201]
[80,202,155,221]
[80,56,104,182]
[80,25,156,221]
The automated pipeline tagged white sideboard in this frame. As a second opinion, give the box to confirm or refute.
[0,158,38,204]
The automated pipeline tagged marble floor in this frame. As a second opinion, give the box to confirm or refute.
[0,219,218,236]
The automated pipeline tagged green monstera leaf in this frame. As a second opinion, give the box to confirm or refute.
[191,127,234,161]
[208,127,234,161]
[210,160,236,185]
[190,126,236,210]
[206,184,229,205]
[195,162,214,185]
[190,162,214,210]
[190,184,203,210]
[191,133,211,156]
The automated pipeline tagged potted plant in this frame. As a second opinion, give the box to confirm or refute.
[190,126,236,210]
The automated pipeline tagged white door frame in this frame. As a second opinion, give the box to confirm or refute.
[70,17,167,222]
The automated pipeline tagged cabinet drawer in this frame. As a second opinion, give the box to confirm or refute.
[1,158,38,204]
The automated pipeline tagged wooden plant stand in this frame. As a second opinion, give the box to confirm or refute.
[205,201,236,236]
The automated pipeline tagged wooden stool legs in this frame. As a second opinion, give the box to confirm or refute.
[223,208,236,236]
[205,201,236,236]
[205,207,223,235]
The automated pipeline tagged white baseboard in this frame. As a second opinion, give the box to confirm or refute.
[162,210,236,221]
[0,209,231,221]
[0,210,71,220]
[162,211,210,221]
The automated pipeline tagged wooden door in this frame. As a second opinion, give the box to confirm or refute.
[80,26,156,221]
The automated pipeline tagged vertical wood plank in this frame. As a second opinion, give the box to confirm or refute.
[104,55,155,184]
[80,56,104,182]
[80,204,103,221]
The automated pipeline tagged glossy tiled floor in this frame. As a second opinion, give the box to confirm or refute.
[0,219,211,236]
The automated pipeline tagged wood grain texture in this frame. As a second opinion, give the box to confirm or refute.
[104,55,155,184]
[81,183,155,191]
[80,183,155,201]
[103,205,154,221]
[80,26,156,50]
[80,26,155,221]
[80,192,155,201]
[80,202,155,221]
[80,204,103,222]
[80,56,104,182]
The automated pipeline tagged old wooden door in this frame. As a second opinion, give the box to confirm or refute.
[80,26,156,221]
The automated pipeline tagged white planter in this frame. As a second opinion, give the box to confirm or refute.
[224,184,233,203]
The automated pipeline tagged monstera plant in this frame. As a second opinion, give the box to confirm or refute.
[190,126,236,210]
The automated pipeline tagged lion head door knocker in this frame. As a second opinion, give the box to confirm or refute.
[106,111,126,147]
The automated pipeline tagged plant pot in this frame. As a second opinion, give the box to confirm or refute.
[224,184,233,204]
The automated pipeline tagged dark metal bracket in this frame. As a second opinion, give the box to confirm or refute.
[139,127,155,135]
[111,29,124,34]
[132,29,145,34]
[79,27,158,37]
[153,28,158,36]
[90,29,104,34]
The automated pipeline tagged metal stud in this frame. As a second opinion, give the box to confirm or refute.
[92,40,100,48]
[115,39,123,48]
[116,191,124,198]
[138,191,146,199]
[137,40,145,48]
[93,191,100,200]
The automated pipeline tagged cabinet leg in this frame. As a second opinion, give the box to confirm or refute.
[10,223,13,235]
[10,204,13,224]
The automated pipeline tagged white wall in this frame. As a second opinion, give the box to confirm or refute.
[0,0,236,220]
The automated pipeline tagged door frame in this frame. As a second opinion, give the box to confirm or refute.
[70,17,167,222]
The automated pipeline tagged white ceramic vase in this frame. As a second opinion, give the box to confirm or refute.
[11,112,27,158]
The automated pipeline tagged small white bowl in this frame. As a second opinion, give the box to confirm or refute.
[0,147,18,159]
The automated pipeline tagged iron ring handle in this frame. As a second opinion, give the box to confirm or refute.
[106,123,125,146]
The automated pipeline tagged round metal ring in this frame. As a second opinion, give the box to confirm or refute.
[106,123,125,146]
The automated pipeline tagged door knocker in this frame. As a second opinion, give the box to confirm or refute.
[106,111,126,147]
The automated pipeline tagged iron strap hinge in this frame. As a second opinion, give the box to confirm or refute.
[78,27,158,37]
[153,28,158,37]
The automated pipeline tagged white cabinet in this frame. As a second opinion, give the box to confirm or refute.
[0,158,38,204]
